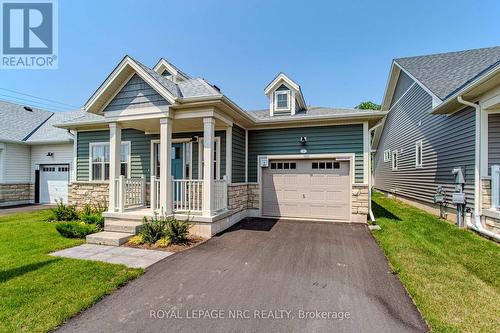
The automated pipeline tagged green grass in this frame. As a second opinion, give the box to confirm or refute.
[0,210,142,333]
[371,192,500,333]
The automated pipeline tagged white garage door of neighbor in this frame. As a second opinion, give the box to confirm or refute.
[262,160,351,221]
[40,165,69,204]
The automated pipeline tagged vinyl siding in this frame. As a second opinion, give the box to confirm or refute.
[374,82,476,208]
[3,143,31,183]
[390,70,414,108]
[104,74,170,112]
[488,113,500,173]
[231,125,246,183]
[247,124,364,183]
[30,143,73,182]
[77,129,226,181]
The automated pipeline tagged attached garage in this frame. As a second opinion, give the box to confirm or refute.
[261,159,351,221]
[40,164,69,203]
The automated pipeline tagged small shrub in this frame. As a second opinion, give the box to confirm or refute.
[129,234,145,245]
[81,213,104,229]
[140,213,168,245]
[155,237,170,248]
[55,222,98,238]
[48,200,79,222]
[164,217,192,245]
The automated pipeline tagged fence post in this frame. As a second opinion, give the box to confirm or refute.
[223,175,228,210]
[118,175,125,213]
[141,175,146,206]
[151,176,156,213]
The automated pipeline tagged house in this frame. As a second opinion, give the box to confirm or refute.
[0,100,99,206]
[55,56,385,243]
[373,46,500,241]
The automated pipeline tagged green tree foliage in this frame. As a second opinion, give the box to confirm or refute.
[355,101,381,110]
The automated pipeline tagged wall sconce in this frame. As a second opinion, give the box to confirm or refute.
[190,136,198,142]
[46,152,53,157]
[300,137,307,145]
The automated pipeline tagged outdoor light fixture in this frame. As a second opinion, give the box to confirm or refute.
[46,152,53,157]
[190,136,198,142]
[300,136,307,145]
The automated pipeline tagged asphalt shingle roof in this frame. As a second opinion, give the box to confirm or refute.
[247,106,378,120]
[395,46,500,100]
[0,100,53,142]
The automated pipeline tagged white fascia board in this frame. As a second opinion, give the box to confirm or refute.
[152,58,190,80]
[381,62,400,111]
[264,73,300,95]
[251,111,387,125]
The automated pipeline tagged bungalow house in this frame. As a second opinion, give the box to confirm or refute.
[56,56,385,244]
[373,46,500,241]
[0,100,99,206]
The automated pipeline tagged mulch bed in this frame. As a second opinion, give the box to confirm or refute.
[124,236,206,253]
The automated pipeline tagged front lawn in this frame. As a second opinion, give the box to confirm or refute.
[371,192,500,333]
[0,209,142,333]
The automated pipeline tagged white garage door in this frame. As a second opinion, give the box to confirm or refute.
[262,160,350,221]
[40,165,69,204]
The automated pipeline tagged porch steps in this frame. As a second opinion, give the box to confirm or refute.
[104,220,143,233]
[86,231,134,246]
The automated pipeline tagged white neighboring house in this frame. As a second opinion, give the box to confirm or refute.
[0,100,101,206]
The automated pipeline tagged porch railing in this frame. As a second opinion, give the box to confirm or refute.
[173,179,203,212]
[214,176,228,211]
[114,176,146,212]
[492,165,500,209]
[150,176,161,211]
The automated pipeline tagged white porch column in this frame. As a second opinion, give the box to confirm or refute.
[203,117,216,216]
[108,122,121,212]
[226,126,232,184]
[159,117,173,214]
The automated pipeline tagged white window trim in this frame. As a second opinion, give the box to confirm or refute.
[415,140,423,168]
[88,141,131,181]
[383,149,391,162]
[274,90,291,111]
[198,137,221,180]
[392,150,398,171]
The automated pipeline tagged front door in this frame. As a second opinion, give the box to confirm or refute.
[171,143,183,180]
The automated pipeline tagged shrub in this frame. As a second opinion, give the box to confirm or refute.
[48,200,79,222]
[155,237,170,248]
[81,202,107,216]
[81,213,104,229]
[129,234,145,245]
[55,222,98,238]
[164,217,192,245]
[140,213,168,245]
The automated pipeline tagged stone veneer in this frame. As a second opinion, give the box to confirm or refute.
[480,178,500,234]
[351,184,369,215]
[68,182,109,209]
[0,183,33,205]
[481,178,491,209]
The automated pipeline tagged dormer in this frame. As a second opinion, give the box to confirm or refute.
[264,73,306,116]
[153,58,191,83]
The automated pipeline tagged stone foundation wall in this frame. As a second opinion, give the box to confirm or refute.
[0,183,33,205]
[68,182,109,209]
[228,184,248,212]
[481,178,491,209]
[247,184,259,209]
[352,184,369,216]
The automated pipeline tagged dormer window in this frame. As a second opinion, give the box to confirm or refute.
[275,90,290,111]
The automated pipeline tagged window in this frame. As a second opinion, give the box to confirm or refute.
[199,138,220,180]
[311,161,341,169]
[152,141,192,179]
[90,142,129,181]
[415,140,423,168]
[392,150,398,170]
[274,90,290,110]
[384,150,391,162]
[270,161,296,170]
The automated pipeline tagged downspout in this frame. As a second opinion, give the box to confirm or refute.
[457,96,500,241]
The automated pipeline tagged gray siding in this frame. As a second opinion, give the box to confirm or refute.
[390,70,414,108]
[374,82,476,208]
[488,113,500,173]
[104,74,170,112]
[77,129,226,181]
[248,124,364,183]
[231,125,246,183]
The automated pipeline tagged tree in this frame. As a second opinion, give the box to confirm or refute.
[355,101,381,110]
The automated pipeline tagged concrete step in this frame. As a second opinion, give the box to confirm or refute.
[86,231,134,246]
[105,220,143,234]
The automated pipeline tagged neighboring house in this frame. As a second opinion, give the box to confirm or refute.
[0,100,99,206]
[56,56,385,241]
[373,46,500,240]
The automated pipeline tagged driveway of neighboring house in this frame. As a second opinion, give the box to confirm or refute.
[0,204,55,215]
[56,218,428,333]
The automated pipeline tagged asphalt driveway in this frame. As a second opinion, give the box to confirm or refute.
[56,218,428,333]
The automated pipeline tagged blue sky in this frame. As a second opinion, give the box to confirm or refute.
[1,0,499,112]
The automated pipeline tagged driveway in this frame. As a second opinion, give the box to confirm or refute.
[56,218,428,333]
[0,203,55,215]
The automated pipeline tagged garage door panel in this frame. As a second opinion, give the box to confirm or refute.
[40,165,69,204]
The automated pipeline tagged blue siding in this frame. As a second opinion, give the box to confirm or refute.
[231,125,246,183]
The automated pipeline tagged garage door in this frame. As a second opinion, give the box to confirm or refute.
[40,165,69,204]
[262,160,350,220]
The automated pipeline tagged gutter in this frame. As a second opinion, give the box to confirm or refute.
[457,96,500,242]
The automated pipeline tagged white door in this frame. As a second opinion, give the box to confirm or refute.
[262,160,351,221]
[40,165,69,204]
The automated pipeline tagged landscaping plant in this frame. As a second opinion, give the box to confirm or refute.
[140,212,168,245]
[55,221,99,238]
[140,213,192,246]
[47,200,79,222]
[164,217,192,244]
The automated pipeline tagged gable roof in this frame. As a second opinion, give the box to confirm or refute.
[153,58,191,81]
[0,100,53,142]
[264,72,306,110]
[395,46,500,101]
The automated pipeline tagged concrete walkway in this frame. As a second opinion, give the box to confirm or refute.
[51,244,172,268]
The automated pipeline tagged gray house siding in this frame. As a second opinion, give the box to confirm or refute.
[247,124,364,183]
[374,81,476,208]
[231,125,246,183]
[104,74,170,112]
[390,70,414,108]
[77,130,226,181]
[488,113,500,173]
